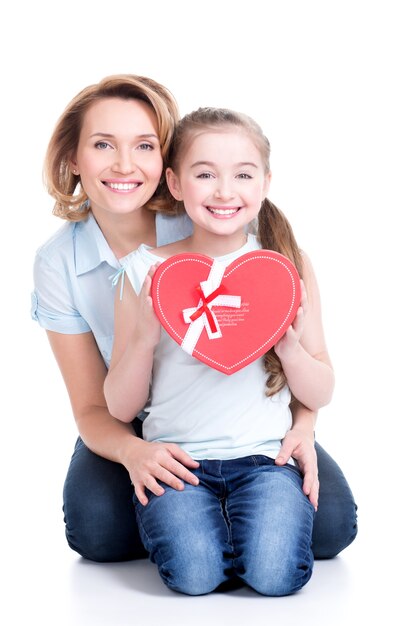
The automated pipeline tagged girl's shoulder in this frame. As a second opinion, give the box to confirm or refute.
[119,244,162,296]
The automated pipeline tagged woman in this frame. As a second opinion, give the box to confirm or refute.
[31,74,357,563]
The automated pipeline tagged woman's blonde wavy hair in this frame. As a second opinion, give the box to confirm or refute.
[168,107,303,396]
[44,74,180,221]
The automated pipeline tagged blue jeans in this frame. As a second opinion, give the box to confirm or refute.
[135,457,315,596]
[63,419,357,562]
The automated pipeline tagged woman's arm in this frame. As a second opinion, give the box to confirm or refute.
[47,330,141,461]
[275,252,335,410]
[47,328,198,506]
[275,398,319,509]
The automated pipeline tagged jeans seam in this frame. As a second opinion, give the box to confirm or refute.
[222,497,236,568]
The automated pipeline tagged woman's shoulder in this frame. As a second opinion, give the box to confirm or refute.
[34,221,77,262]
[156,211,193,246]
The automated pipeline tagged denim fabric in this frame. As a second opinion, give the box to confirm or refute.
[62,425,358,563]
[313,443,358,558]
[63,435,147,562]
[135,457,314,596]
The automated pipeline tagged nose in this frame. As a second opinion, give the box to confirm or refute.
[112,148,135,175]
[214,178,235,200]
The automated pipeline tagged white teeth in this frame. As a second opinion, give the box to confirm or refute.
[108,182,139,190]
[208,207,239,215]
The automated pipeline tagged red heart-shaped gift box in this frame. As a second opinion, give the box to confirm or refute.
[151,250,301,374]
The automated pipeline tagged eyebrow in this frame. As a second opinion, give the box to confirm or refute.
[88,132,159,140]
[191,160,259,168]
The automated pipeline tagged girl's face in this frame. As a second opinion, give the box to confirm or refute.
[71,97,163,218]
[166,129,270,239]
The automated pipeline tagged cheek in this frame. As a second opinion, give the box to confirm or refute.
[76,150,104,177]
[148,154,164,179]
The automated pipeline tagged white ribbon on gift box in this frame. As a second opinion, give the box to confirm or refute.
[181,260,241,355]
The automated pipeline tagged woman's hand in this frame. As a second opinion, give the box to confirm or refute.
[123,438,200,506]
[275,425,319,510]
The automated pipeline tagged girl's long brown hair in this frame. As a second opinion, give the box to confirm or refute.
[168,107,303,395]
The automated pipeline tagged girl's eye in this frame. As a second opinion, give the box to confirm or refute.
[237,173,252,179]
[197,172,213,179]
[95,141,111,150]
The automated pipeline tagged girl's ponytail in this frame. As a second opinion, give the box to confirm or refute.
[257,199,303,396]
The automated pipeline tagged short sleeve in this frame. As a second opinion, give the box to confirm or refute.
[31,251,91,334]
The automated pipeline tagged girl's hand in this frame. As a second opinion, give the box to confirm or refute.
[135,264,161,349]
[125,439,200,506]
[274,279,307,361]
[275,426,319,510]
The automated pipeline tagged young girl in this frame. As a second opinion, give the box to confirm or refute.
[104,107,336,595]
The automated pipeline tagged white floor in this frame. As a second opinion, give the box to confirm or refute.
[5,336,417,626]
[4,495,415,626]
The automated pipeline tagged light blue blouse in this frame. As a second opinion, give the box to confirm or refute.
[31,211,193,367]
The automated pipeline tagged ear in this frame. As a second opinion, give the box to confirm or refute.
[166,168,183,201]
[263,171,272,198]
[69,156,79,176]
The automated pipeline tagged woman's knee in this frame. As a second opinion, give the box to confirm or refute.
[312,498,358,559]
[314,442,358,558]
[63,439,144,562]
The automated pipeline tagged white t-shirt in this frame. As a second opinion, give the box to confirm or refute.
[121,234,292,461]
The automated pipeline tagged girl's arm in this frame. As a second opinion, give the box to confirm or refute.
[275,252,335,411]
[48,326,198,507]
[104,270,159,423]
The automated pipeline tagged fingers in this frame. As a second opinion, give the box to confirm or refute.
[132,443,200,506]
[296,451,319,510]
[134,484,149,507]
[291,306,304,336]
[147,262,160,280]
[301,467,319,510]
[141,274,152,297]
[275,439,293,466]
[141,262,160,297]
[299,279,308,312]
[168,444,200,469]
[276,430,319,509]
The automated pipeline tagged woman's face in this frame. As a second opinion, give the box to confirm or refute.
[71,97,163,218]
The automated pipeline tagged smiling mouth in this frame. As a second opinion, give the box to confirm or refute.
[206,206,241,216]
[103,182,142,191]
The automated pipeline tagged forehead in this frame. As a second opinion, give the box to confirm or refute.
[185,128,263,162]
[81,97,158,134]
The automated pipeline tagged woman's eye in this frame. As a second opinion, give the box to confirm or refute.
[138,143,154,151]
[197,172,213,179]
[237,173,251,179]
[95,141,111,150]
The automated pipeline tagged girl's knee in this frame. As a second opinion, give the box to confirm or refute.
[160,551,226,596]
[246,555,314,596]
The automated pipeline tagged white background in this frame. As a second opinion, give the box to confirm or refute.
[1,1,417,624]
